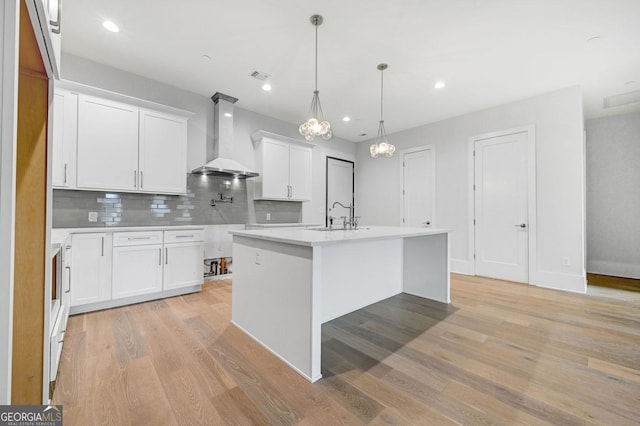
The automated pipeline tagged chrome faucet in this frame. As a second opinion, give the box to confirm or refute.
[331,201,359,230]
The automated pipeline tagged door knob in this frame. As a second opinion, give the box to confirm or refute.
[514,223,527,228]
[422,221,431,226]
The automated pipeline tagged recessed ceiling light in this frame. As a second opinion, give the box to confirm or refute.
[434,81,446,89]
[102,21,120,33]
[342,116,351,122]
[261,83,272,91]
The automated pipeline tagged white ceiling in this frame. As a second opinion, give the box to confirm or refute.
[62,0,640,142]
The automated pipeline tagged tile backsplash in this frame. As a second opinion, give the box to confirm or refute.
[53,174,302,228]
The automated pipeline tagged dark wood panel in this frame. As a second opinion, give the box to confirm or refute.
[53,276,640,425]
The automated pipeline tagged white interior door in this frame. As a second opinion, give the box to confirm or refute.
[403,146,435,228]
[326,157,354,226]
[474,132,528,282]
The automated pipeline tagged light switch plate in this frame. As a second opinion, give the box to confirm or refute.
[88,212,98,222]
[266,212,271,221]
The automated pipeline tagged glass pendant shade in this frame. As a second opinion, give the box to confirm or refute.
[299,15,332,141]
[370,63,395,158]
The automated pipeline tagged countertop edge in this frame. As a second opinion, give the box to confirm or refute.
[230,227,451,247]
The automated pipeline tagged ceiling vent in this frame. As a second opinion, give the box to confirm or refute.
[250,70,270,81]
[603,90,640,109]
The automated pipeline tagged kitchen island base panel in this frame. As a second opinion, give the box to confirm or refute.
[232,237,320,382]
[230,227,450,383]
[403,233,451,303]
[320,238,403,323]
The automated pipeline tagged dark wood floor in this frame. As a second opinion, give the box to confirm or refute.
[53,274,640,425]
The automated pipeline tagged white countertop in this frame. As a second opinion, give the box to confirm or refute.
[230,226,451,247]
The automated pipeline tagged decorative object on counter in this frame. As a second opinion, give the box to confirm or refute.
[370,63,396,158]
[299,14,332,141]
[211,192,233,207]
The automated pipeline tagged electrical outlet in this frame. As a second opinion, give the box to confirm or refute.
[88,212,98,222]
[562,256,571,267]
[266,212,271,221]
[255,249,261,265]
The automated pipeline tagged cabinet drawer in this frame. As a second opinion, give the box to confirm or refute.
[113,231,163,246]
[164,229,204,243]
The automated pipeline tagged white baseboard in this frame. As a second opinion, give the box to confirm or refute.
[587,260,640,280]
[534,270,587,293]
[451,258,472,275]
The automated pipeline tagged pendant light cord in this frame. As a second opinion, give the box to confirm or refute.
[380,68,384,122]
[315,25,319,92]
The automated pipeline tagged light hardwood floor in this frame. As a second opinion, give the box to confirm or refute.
[53,274,640,425]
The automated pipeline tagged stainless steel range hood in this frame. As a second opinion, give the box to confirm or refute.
[191,92,259,178]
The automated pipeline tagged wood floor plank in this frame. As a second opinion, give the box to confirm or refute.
[53,275,640,425]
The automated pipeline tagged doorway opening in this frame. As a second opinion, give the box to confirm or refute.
[325,157,355,227]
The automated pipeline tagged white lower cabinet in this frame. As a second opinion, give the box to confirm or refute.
[164,242,204,290]
[69,228,203,313]
[164,229,204,290]
[70,233,110,307]
[112,244,164,299]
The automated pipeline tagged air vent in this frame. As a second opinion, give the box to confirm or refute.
[250,70,270,81]
[603,90,640,109]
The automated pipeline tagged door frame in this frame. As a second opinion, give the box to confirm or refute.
[467,125,537,284]
[325,156,355,227]
[399,145,436,227]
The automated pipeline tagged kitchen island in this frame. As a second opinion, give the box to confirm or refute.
[229,226,451,382]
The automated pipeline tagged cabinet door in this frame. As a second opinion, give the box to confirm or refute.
[261,139,290,199]
[289,145,313,201]
[164,242,204,290]
[51,90,78,188]
[112,244,164,299]
[139,109,187,194]
[76,95,139,191]
[70,233,110,306]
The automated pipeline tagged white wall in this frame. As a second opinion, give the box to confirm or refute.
[356,86,586,293]
[60,53,356,225]
[0,0,19,404]
[585,112,640,279]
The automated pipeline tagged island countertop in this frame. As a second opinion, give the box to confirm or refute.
[230,225,451,247]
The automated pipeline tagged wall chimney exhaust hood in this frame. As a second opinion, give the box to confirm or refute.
[191,92,259,178]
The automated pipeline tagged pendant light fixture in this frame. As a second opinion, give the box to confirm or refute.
[370,63,396,158]
[299,14,332,141]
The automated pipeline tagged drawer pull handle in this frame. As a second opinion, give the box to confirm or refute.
[128,237,151,240]
[175,235,195,238]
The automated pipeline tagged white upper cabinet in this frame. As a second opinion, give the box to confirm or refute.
[260,138,290,199]
[66,89,190,195]
[51,90,78,188]
[252,130,314,201]
[77,95,139,191]
[25,0,61,78]
[138,109,188,194]
[289,144,313,200]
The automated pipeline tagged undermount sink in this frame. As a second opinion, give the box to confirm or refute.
[309,227,370,231]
